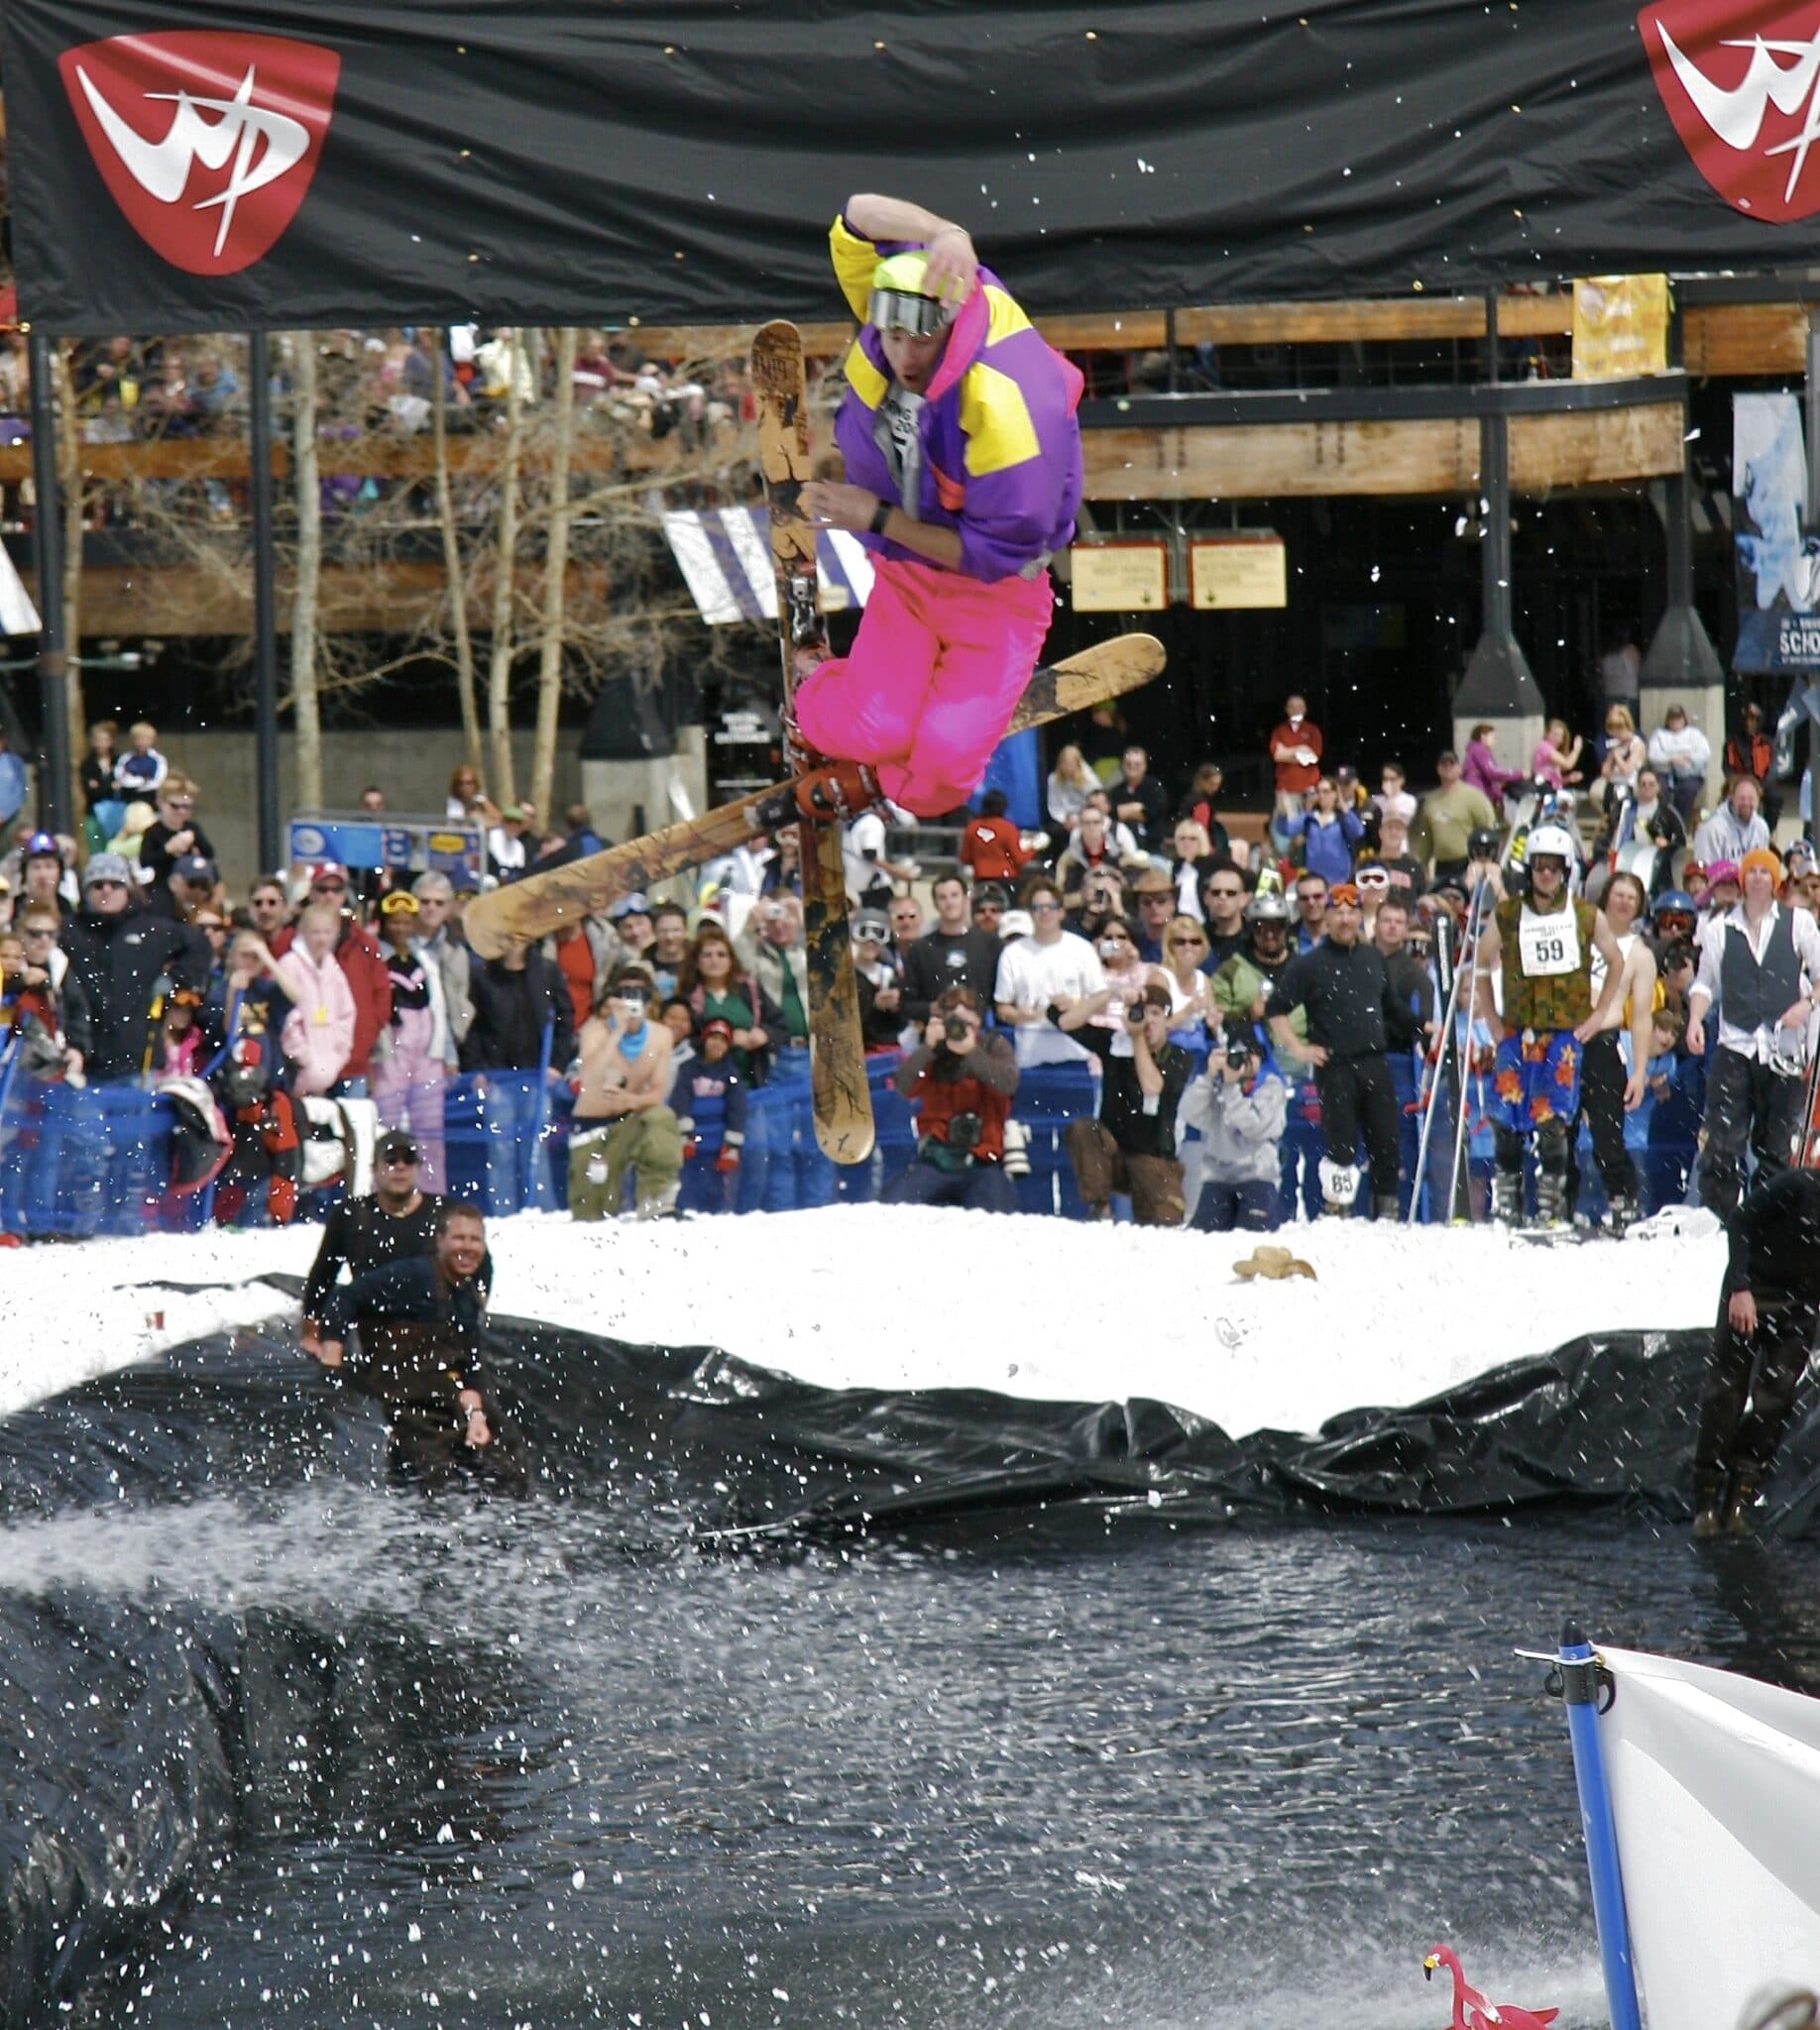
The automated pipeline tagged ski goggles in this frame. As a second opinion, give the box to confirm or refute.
[866,286,952,338]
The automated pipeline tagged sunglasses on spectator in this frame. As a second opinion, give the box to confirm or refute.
[1169,934,1207,949]
[87,878,127,891]
[382,1146,420,1166]
[1030,900,1064,914]
[1206,885,1243,899]
[973,901,1003,913]
[165,797,194,808]
[611,984,652,1004]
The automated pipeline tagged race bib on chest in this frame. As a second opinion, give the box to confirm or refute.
[1518,905,1580,978]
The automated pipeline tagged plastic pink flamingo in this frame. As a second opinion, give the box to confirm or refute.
[1422,1944,1559,2030]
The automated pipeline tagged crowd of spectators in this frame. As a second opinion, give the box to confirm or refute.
[2,681,1817,1240]
[0,327,756,543]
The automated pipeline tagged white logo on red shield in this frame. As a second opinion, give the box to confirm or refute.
[58,31,339,276]
[1640,1,1820,221]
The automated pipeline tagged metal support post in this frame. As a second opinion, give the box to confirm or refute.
[26,327,70,835]
[248,330,283,875]
[1554,1619,1644,2030]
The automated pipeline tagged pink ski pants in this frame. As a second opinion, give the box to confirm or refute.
[793,553,1053,816]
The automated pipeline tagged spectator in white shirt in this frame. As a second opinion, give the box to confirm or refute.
[1646,704,1712,830]
[993,874,1106,1068]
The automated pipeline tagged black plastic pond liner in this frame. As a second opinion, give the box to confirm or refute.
[3,1282,1818,2025]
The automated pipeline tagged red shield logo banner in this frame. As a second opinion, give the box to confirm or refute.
[1640,2,1820,222]
[57,31,339,277]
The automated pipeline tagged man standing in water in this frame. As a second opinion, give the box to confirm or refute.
[300,1128,479,1345]
[1692,1167,1820,1535]
[312,1201,526,1493]
[791,192,1083,820]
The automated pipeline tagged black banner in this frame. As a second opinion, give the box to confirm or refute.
[6,0,1820,333]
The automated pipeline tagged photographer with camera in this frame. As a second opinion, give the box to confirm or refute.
[883,985,1021,1212]
[1057,976,1193,1224]
[1184,1027,1288,1232]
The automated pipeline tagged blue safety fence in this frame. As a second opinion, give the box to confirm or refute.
[0,1039,1706,1237]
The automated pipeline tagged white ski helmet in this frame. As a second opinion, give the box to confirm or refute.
[1526,823,1576,865]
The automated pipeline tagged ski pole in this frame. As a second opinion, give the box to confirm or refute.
[1408,912,1471,1224]
[1445,878,1497,1222]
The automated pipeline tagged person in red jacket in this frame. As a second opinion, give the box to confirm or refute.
[960,789,1032,886]
[270,861,393,1091]
[883,985,1020,1212]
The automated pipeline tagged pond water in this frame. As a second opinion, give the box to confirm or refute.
[15,1475,1815,2030]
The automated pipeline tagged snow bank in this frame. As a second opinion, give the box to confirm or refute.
[0,1206,1726,1438]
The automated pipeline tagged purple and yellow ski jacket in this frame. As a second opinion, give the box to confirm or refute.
[830,214,1083,585]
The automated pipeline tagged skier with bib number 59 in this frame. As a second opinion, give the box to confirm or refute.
[793,193,1084,822]
[1472,823,1636,1227]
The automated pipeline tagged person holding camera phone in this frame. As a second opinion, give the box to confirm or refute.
[568,961,683,1221]
[1056,977,1193,1224]
[1183,1029,1289,1232]
[883,984,1020,1211]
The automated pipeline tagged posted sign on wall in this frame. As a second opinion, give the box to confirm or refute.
[1190,535,1288,610]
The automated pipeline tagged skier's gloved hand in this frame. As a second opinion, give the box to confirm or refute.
[715,1143,740,1175]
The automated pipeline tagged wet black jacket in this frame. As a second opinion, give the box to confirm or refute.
[57,905,208,1082]
[1723,1170,1820,1304]
[302,1192,494,1322]
[320,1255,491,1409]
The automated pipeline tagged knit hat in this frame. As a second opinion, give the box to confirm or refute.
[1741,846,1783,882]
[83,851,133,889]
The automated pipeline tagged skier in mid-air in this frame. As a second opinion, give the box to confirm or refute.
[793,191,1084,820]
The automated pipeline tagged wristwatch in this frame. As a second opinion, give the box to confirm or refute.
[869,500,893,537]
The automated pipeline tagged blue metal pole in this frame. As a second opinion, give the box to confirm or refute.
[1557,1617,1644,2030]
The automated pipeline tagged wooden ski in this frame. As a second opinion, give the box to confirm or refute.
[751,318,873,1164]
[461,629,1165,960]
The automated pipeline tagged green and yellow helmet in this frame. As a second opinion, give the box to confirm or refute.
[867,250,957,337]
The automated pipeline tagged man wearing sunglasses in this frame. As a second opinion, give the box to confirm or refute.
[301,1126,483,1353]
[139,775,216,896]
[790,192,1083,823]
[569,962,682,1220]
[57,850,208,1083]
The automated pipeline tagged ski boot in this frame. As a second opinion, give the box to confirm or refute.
[1490,1168,1524,1226]
[1723,1470,1761,1535]
[1606,1192,1640,1237]
[1532,1169,1568,1229]
[1691,1471,1724,1539]
[794,757,882,822]
[1371,1192,1401,1224]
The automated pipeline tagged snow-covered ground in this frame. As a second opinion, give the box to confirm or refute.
[0,1205,1727,1436]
